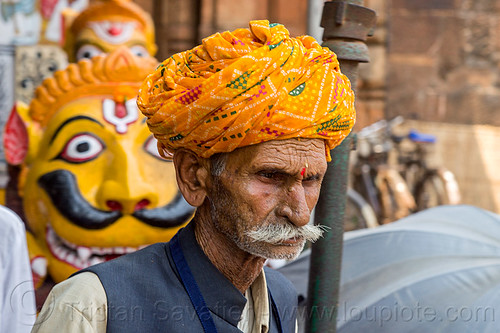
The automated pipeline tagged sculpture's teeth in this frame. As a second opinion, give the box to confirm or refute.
[45,225,148,270]
[125,247,136,253]
[31,257,48,277]
[90,257,104,266]
[91,246,102,255]
[66,253,77,266]
[77,246,92,261]
[114,247,126,254]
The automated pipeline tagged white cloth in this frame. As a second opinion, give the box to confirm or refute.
[0,206,36,333]
[31,273,107,332]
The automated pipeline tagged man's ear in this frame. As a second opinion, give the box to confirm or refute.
[4,102,41,166]
[173,149,210,207]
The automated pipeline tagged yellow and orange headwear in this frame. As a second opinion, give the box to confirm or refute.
[137,20,355,161]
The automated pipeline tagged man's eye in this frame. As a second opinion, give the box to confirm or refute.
[303,175,321,183]
[260,172,273,178]
[258,171,285,181]
[58,133,104,163]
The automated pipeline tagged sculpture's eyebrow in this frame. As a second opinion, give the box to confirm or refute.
[50,116,104,144]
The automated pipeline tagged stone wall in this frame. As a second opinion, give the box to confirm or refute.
[387,0,500,126]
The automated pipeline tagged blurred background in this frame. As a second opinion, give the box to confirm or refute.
[0,0,498,213]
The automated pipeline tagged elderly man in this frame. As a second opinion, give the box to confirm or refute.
[32,20,355,332]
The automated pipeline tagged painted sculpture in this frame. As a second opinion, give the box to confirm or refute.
[4,47,193,290]
[63,0,157,62]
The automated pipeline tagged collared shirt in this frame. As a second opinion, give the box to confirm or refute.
[32,269,270,333]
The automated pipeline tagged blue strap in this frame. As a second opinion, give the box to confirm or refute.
[169,235,218,333]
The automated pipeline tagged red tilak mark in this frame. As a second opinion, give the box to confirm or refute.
[301,167,306,176]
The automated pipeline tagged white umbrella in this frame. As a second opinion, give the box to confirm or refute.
[279,205,500,332]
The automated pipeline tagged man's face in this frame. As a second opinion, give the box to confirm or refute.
[208,138,328,260]
[22,96,193,282]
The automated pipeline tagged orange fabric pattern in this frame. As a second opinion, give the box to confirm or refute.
[137,20,355,161]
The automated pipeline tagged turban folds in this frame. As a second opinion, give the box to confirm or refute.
[137,20,355,161]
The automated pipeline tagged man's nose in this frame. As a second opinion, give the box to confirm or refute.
[96,149,159,215]
[277,183,311,227]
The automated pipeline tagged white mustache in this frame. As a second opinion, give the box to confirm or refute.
[245,223,328,244]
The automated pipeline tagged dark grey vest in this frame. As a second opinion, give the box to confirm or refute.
[76,222,297,332]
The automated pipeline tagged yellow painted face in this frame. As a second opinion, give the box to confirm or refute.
[22,96,193,282]
[74,17,151,61]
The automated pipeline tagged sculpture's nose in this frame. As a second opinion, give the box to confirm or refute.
[96,146,158,214]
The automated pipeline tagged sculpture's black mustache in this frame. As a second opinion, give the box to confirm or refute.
[132,193,194,228]
[38,170,194,230]
[38,170,120,229]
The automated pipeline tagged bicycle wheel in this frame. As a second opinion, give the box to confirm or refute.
[375,167,416,224]
[344,189,378,231]
[414,168,461,210]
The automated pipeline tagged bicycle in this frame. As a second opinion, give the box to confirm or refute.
[344,117,461,229]
[392,127,461,210]
[349,118,416,225]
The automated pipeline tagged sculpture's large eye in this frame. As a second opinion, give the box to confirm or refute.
[129,45,149,57]
[76,45,104,60]
[144,136,169,161]
[59,133,105,163]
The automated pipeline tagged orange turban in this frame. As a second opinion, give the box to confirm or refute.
[137,20,355,161]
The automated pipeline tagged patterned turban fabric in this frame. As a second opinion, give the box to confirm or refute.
[137,20,355,161]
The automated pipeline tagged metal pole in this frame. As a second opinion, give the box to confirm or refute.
[306,1,376,332]
[307,0,324,43]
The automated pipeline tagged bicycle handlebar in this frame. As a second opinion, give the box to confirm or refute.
[357,116,404,139]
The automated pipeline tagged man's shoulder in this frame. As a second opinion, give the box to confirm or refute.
[32,272,107,333]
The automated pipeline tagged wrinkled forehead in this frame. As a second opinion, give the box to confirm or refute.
[225,138,327,170]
